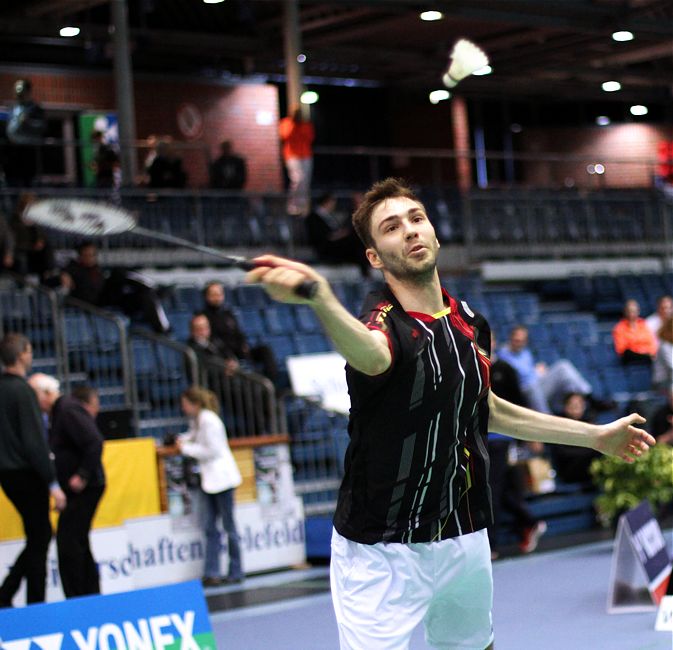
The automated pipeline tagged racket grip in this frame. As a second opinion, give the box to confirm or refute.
[238,260,318,300]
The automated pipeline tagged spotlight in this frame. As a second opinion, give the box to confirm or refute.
[59,26,80,37]
[612,31,634,42]
[630,105,648,116]
[601,81,621,92]
[420,11,443,21]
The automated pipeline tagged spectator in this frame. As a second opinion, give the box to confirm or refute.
[650,387,673,445]
[91,130,120,189]
[174,386,243,585]
[209,140,247,190]
[201,281,277,381]
[305,193,368,274]
[28,376,105,598]
[61,242,171,334]
[549,393,601,484]
[0,207,15,272]
[652,316,673,392]
[0,334,66,607]
[10,192,59,285]
[612,299,657,366]
[141,134,159,185]
[186,313,239,376]
[147,137,187,189]
[498,325,595,414]
[646,295,673,343]
[5,79,46,187]
[488,333,546,559]
[279,105,314,216]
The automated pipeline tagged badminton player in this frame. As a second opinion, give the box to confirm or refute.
[246,177,655,650]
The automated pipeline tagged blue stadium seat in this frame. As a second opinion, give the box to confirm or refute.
[233,307,266,338]
[63,313,95,349]
[265,305,296,335]
[294,333,331,355]
[294,305,321,333]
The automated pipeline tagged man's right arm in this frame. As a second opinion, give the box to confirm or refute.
[245,255,391,376]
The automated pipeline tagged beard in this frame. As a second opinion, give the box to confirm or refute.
[376,241,439,284]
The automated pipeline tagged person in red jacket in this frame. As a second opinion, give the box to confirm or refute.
[279,105,315,216]
[612,298,658,366]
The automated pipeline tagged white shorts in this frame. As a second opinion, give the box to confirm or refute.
[330,528,494,650]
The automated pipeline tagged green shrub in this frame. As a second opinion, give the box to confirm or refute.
[590,444,673,526]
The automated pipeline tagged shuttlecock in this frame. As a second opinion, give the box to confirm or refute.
[442,39,489,88]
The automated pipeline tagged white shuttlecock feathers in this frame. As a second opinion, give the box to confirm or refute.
[442,39,489,88]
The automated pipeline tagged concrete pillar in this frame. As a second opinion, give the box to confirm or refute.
[111,0,138,186]
[283,0,305,117]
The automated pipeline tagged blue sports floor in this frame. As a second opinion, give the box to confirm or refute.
[207,536,672,650]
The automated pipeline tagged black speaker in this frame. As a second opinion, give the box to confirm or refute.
[97,408,134,440]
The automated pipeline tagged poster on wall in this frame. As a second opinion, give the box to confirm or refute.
[78,112,118,187]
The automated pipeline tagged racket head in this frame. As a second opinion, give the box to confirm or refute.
[24,198,137,236]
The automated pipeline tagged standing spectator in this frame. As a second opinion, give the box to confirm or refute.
[498,325,594,414]
[652,317,673,392]
[549,393,601,484]
[91,130,120,189]
[174,386,243,585]
[0,334,66,607]
[10,192,59,285]
[28,376,106,598]
[209,140,247,190]
[201,281,277,381]
[279,105,314,216]
[612,299,657,366]
[5,79,46,187]
[61,241,171,334]
[646,295,673,343]
[305,193,368,274]
[488,333,545,559]
[147,137,187,189]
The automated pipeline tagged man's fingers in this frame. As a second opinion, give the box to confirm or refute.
[626,412,646,425]
[251,254,321,281]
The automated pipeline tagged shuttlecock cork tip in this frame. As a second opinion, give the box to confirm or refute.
[442,38,489,88]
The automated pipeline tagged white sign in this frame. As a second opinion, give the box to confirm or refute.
[655,595,673,632]
[287,352,351,414]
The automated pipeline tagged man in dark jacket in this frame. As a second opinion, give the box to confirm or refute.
[0,334,65,607]
[29,375,106,598]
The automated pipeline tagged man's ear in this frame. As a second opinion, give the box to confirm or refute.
[366,247,383,269]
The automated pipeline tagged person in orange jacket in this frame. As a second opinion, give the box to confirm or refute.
[612,298,658,366]
[279,105,315,216]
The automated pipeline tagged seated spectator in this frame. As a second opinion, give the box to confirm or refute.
[498,325,597,415]
[10,193,59,285]
[549,393,601,484]
[147,137,187,189]
[652,316,673,392]
[650,387,673,445]
[646,295,673,343]
[612,299,657,366]
[488,333,546,559]
[305,193,368,274]
[61,241,170,334]
[201,281,277,382]
[209,141,247,190]
[186,313,238,376]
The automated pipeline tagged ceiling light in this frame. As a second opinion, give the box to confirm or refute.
[203,0,225,4]
[297,53,307,63]
[612,31,634,42]
[596,116,611,126]
[420,11,443,21]
[594,163,605,174]
[300,90,319,105]
[472,65,492,76]
[601,80,621,92]
[429,89,450,104]
[59,26,80,37]
[630,104,648,116]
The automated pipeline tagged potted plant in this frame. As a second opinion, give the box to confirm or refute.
[590,444,673,527]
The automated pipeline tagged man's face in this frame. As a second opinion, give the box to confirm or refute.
[78,245,98,268]
[21,343,33,373]
[509,328,528,352]
[84,393,101,419]
[366,196,439,281]
[191,316,211,340]
[624,300,640,320]
[205,284,225,308]
[658,297,673,320]
[564,394,586,420]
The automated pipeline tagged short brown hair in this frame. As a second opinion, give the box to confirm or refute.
[0,333,30,367]
[352,178,423,248]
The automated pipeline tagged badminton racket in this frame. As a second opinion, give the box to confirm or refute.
[24,198,318,299]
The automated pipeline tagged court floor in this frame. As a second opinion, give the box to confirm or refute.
[206,533,672,650]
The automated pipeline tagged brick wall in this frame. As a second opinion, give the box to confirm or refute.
[1,71,283,191]
[518,123,670,189]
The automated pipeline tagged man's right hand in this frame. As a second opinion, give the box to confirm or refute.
[50,485,66,512]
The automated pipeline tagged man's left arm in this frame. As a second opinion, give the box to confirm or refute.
[487,391,654,462]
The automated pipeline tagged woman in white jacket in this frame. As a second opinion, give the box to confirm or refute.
[177,386,243,585]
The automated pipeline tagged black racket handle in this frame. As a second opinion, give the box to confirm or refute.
[235,259,318,300]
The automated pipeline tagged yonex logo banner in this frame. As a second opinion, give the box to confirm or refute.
[0,581,215,650]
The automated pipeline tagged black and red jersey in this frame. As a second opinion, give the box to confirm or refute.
[334,285,493,544]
